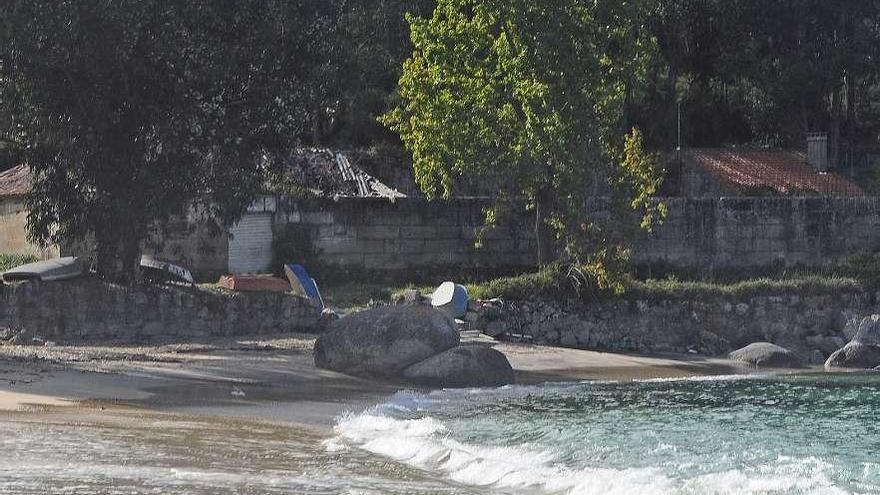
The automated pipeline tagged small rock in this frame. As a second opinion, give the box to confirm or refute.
[464,311,480,324]
[391,289,425,306]
[728,342,802,368]
[484,320,507,338]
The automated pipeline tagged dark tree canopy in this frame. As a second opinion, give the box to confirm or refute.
[633,0,880,157]
[305,0,436,147]
[0,1,322,281]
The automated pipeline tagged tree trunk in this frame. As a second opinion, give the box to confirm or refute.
[95,221,144,284]
[534,185,556,267]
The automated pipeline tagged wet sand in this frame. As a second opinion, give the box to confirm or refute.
[0,335,753,429]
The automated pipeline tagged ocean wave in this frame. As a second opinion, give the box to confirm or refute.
[333,411,672,494]
[331,384,868,495]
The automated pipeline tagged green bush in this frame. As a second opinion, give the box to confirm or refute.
[844,253,880,292]
[626,275,861,302]
[0,254,39,273]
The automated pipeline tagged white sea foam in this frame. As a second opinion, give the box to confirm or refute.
[334,410,673,494]
[634,373,772,384]
[333,388,863,495]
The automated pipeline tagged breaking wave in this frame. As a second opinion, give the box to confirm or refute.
[332,376,880,494]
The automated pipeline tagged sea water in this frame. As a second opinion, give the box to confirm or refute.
[334,373,880,494]
[2,373,880,494]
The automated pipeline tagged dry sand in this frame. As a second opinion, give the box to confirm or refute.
[0,335,754,429]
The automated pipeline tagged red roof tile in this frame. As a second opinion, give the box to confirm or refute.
[686,149,864,196]
[0,164,30,197]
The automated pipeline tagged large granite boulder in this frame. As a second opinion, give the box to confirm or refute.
[314,305,459,377]
[728,342,802,368]
[402,346,515,388]
[852,315,880,346]
[824,341,880,370]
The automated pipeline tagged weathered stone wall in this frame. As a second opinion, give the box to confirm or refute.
[264,197,880,278]
[7,194,880,279]
[273,197,535,272]
[266,196,880,275]
[496,290,878,363]
[637,197,880,270]
[0,279,319,342]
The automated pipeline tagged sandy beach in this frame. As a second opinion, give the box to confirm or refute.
[0,335,753,429]
[0,335,837,494]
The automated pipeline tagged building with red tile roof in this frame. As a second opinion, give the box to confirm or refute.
[668,148,864,197]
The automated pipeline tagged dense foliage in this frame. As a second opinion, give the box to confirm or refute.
[383,0,664,285]
[3,1,880,283]
[0,2,324,281]
[637,1,880,155]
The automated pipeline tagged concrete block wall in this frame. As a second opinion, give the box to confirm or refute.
[636,197,880,269]
[274,197,536,272]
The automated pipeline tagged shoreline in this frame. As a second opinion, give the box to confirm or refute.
[0,335,764,431]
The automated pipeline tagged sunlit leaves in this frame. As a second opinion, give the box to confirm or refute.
[384,0,663,280]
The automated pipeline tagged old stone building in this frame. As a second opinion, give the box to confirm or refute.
[0,164,58,259]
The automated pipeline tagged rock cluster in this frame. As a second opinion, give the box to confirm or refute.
[825,315,880,370]
[314,305,515,387]
[454,293,872,363]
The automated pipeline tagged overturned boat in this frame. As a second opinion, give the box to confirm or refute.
[140,255,194,285]
[1,256,83,283]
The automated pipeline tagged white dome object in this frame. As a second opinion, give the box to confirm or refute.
[431,281,469,318]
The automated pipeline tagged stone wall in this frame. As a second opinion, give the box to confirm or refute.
[636,197,880,270]
[273,197,535,273]
[492,290,878,364]
[13,195,880,281]
[267,196,880,276]
[0,279,319,342]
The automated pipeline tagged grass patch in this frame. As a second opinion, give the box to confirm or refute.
[626,275,862,301]
[322,281,434,311]
[466,267,565,301]
[462,266,867,304]
[317,252,880,310]
[0,254,38,273]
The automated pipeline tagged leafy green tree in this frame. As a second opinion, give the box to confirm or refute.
[383,0,663,279]
[0,1,321,282]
